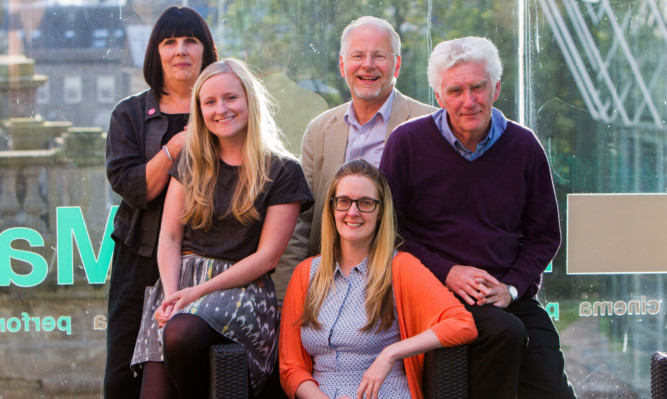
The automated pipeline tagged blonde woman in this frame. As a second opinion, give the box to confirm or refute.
[279,160,477,399]
[131,59,313,398]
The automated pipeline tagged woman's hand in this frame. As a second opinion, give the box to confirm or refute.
[157,286,203,325]
[146,130,187,201]
[356,330,442,398]
[153,302,174,328]
[356,348,396,399]
[167,130,187,158]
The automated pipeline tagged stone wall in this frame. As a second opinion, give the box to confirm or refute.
[1,120,110,398]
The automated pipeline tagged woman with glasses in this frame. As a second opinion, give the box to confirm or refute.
[279,159,477,399]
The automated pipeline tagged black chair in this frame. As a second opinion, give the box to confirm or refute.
[209,344,249,399]
[210,343,468,399]
[423,345,468,398]
[652,351,667,399]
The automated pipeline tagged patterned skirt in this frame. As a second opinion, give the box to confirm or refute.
[130,254,278,395]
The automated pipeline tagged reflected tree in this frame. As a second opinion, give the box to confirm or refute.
[211,0,520,113]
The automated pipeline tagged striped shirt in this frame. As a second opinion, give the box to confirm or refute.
[344,90,395,167]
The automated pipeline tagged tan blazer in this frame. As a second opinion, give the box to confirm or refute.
[273,89,437,300]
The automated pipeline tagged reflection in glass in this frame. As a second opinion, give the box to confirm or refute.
[0,0,663,397]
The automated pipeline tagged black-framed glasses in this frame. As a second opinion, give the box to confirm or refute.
[331,197,381,213]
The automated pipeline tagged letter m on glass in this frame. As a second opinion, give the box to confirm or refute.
[57,206,117,285]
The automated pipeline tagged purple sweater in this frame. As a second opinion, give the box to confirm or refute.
[379,114,560,299]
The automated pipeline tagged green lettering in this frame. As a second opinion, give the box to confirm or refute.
[0,228,47,287]
[56,206,117,285]
[545,302,559,321]
[57,316,72,335]
[7,317,20,332]
[41,317,55,332]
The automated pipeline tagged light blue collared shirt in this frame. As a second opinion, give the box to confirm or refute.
[344,90,395,167]
[433,107,508,161]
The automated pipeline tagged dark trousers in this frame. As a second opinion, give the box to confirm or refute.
[466,298,576,399]
[104,241,160,399]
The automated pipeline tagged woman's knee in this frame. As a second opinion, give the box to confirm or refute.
[162,314,201,357]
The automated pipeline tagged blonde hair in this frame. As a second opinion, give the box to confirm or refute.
[179,59,292,229]
[301,159,398,332]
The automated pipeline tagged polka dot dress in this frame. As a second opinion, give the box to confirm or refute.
[131,254,278,396]
[301,256,412,398]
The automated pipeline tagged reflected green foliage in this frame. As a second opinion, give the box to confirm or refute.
[530,1,666,306]
[551,299,581,330]
[209,0,518,116]
[0,1,663,397]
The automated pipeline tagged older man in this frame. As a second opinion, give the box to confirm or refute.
[380,37,576,398]
[272,16,436,300]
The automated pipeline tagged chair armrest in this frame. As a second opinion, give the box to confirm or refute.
[652,351,667,399]
[209,343,249,399]
[422,345,468,399]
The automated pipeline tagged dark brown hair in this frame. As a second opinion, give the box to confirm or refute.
[143,6,218,95]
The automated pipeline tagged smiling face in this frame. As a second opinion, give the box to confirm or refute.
[333,175,381,252]
[339,25,401,105]
[159,36,204,86]
[435,61,501,141]
[198,72,249,146]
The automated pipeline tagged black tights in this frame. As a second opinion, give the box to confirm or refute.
[140,313,231,399]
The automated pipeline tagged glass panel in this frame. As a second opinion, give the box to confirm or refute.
[0,0,663,397]
[528,1,666,399]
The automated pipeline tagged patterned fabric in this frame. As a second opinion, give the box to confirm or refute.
[300,256,412,398]
[131,254,278,395]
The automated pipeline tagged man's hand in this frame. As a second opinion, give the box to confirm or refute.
[445,265,500,306]
[478,282,513,308]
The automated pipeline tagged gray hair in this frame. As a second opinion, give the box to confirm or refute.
[340,16,401,56]
[427,37,502,96]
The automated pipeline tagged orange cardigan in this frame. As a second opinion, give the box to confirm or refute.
[279,251,478,399]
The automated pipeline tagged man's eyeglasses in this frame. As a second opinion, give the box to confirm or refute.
[331,197,381,213]
[346,51,396,64]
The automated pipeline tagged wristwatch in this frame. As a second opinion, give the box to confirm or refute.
[507,284,518,302]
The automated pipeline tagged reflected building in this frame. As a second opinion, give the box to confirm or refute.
[5,5,136,130]
[0,1,664,398]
